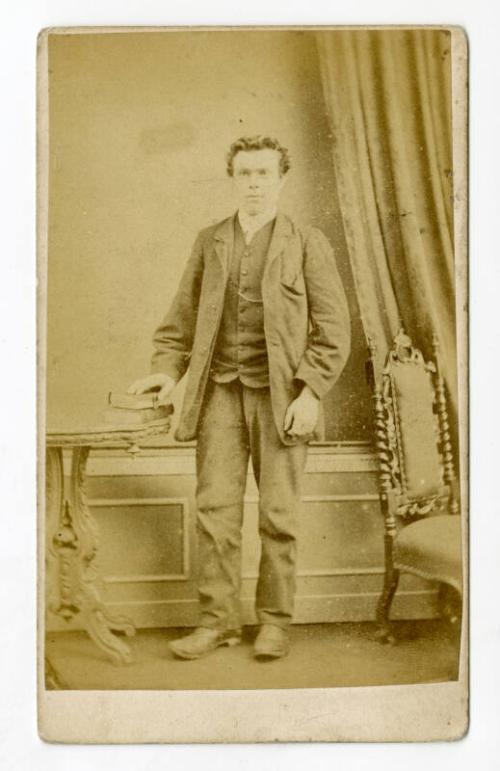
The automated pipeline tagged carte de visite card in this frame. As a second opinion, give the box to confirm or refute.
[37,25,468,743]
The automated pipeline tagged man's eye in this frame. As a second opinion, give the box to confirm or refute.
[238,170,250,176]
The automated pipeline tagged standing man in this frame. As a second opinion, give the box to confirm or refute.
[129,136,350,660]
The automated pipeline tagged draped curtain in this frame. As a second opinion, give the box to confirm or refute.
[316,30,457,416]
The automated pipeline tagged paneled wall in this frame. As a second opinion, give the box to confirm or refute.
[46,443,439,632]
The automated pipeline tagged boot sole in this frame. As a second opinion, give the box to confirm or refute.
[254,649,289,661]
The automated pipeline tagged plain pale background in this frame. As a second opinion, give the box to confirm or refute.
[46,28,371,440]
[1,0,498,768]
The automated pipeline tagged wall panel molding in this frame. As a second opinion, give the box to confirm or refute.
[44,442,440,634]
[89,496,190,582]
[48,587,439,631]
[63,443,379,478]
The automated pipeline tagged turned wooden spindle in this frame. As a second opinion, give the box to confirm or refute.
[432,334,459,514]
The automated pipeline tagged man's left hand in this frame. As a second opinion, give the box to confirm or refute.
[284,385,320,438]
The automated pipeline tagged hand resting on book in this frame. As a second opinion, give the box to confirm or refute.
[127,373,176,404]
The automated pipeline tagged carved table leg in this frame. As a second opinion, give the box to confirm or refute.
[46,447,66,619]
[45,447,74,683]
[46,445,136,664]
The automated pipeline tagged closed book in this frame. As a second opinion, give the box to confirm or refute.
[104,392,173,426]
[108,391,161,410]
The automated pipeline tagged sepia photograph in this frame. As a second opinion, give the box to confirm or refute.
[37,25,468,742]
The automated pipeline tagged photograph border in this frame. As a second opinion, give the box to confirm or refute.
[36,23,469,744]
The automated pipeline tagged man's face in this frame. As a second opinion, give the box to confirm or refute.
[232,148,287,216]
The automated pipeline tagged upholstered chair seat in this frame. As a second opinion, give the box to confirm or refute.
[395,515,462,595]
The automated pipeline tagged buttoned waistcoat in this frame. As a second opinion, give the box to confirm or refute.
[151,212,351,445]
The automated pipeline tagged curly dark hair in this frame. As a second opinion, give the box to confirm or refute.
[226,135,291,177]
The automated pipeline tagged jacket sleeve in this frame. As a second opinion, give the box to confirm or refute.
[293,228,351,399]
[150,231,205,382]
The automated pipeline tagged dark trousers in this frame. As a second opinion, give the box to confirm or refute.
[195,380,308,631]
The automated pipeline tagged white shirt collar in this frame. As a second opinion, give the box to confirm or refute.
[237,207,277,244]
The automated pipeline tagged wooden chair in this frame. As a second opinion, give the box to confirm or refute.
[368,330,462,643]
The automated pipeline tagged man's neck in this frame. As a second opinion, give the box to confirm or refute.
[238,206,277,232]
[237,207,277,243]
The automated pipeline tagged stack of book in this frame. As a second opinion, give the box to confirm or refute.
[103,392,173,426]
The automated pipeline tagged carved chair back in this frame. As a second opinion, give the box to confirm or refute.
[370,330,458,538]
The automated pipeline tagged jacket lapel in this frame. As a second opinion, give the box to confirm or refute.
[263,211,293,280]
[213,214,235,275]
[211,210,293,279]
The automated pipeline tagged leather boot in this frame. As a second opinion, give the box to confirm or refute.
[253,624,290,660]
[169,627,241,660]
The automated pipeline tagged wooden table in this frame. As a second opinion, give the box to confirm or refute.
[45,411,173,666]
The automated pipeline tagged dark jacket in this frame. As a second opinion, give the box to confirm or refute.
[151,211,351,444]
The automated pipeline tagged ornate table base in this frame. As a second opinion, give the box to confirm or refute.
[45,414,172,667]
[46,446,136,664]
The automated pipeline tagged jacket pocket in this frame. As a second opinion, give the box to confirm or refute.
[280,277,305,296]
[280,254,305,296]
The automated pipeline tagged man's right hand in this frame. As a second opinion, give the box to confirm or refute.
[127,373,176,404]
